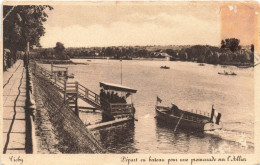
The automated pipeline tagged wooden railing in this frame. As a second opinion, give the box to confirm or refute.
[32,61,109,111]
[78,84,100,104]
[32,61,134,119]
[188,109,210,117]
[77,84,111,109]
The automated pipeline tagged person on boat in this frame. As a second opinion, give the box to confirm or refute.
[23,53,27,67]
[132,106,136,114]
[105,91,111,101]
[110,91,115,103]
[171,104,180,116]
[122,96,127,103]
[114,93,120,103]
[100,89,106,99]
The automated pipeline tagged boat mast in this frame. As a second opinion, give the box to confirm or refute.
[120,59,122,85]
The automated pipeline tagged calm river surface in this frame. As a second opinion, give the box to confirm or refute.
[43,59,254,154]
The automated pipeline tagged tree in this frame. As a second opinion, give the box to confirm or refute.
[54,42,66,60]
[179,50,188,61]
[3,5,53,66]
[104,47,114,57]
[208,52,219,64]
[221,40,226,49]
[197,55,205,63]
[251,44,254,53]
[165,49,174,56]
[219,53,230,64]
[223,38,240,52]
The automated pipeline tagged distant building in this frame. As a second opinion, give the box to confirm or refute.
[155,52,171,61]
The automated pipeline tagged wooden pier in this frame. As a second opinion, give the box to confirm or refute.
[31,61,136,130]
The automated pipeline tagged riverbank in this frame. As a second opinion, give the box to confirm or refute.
[32,70,105,153]
[36,59,89,65]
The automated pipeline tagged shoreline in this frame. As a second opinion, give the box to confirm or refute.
[36,58,254,68]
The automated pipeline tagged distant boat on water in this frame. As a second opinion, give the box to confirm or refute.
[218,70,237,76]
[155,97,222,131]
[160,66,170,69]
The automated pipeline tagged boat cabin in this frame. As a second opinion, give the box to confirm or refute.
[99,82,137,121]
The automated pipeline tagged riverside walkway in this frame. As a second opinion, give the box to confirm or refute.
[2,60,27,154]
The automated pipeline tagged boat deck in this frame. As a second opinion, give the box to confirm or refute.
[155,106,211,130]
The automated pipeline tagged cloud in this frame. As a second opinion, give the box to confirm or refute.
[40,12,220,48]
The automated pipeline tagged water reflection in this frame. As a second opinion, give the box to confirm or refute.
[155,119,213,153]
[92,121,137,153]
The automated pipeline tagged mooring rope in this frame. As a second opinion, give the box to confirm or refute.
[174,113,184,132]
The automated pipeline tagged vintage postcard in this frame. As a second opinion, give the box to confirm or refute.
[1,1,260,165]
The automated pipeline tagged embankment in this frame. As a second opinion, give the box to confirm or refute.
[32,71,105,153]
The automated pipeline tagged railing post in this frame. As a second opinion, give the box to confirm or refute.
[54,73,57,84]
[51,63,53,79]
[34,61,36,75]
[64,79,67,103]
[85,89,88,98]
[65,68,68,78]
[95,94,98,102]
[75,81,79,117]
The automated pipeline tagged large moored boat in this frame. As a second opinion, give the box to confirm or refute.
[155,97,222,131]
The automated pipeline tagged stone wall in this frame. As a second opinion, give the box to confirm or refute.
[32,72,105,153]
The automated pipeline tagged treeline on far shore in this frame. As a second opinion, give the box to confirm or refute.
[169,44,254,66]
[31,38,254,66]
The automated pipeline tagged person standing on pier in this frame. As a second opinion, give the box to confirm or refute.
[23,53,27,67]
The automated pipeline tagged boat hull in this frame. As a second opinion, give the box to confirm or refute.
[160,66,170,69]
[218,72,237,76]
[155,106,208,131]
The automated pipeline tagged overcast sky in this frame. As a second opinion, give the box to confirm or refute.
[39,2,257,48]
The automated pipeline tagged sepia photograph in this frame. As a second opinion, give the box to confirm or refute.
[1,1,260,164]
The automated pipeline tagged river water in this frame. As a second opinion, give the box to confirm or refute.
[43,59,254,154]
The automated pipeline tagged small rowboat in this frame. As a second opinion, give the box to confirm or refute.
[160,66,170,69]
[218,71,237,76]
[155,98,222,131]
